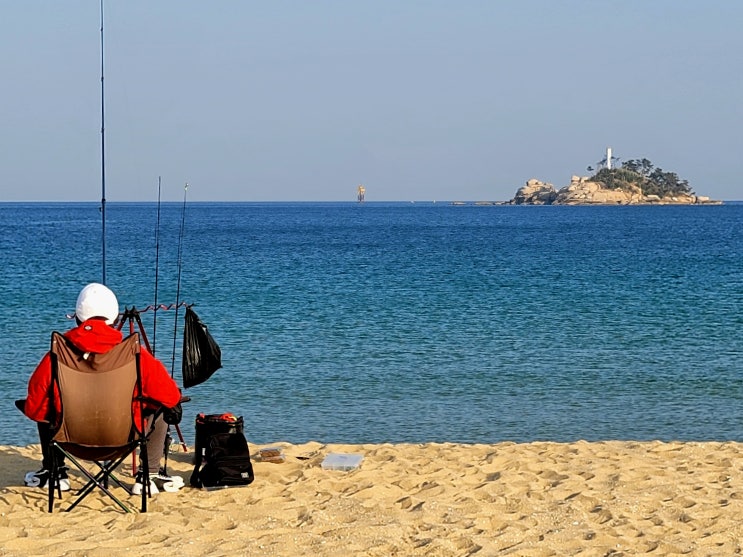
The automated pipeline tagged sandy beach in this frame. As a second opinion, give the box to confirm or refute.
[2,440,743,556]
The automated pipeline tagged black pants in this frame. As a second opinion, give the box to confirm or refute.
[38,422,65,471]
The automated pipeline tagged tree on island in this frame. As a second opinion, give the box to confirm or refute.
[587,158,694,198]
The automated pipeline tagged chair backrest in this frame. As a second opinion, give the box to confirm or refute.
[50,331,142,461]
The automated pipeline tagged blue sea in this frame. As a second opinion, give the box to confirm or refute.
[1,201,742,447]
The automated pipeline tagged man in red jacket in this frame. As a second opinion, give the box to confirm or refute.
[23,283,183,493]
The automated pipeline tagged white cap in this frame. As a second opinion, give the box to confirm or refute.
[75,283,119,325]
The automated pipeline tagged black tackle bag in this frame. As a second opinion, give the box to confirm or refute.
[190,413,255,488]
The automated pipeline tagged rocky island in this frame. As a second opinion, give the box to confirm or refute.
[509,176,721,205]
[507,157,721,205]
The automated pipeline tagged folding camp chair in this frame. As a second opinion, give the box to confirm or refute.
[46,331,157,513]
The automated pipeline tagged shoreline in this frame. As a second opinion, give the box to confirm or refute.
[2,440,743,555]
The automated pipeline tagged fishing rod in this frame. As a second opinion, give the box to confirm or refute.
[99,0,107,284]
[121,181,192,467]
[162,182,191,469]
[152,177,162,354]
[170,182,189,378]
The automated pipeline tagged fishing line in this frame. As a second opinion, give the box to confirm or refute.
[170,182,189,377]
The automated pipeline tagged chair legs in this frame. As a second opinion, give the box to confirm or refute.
[139,441,149,512]
[64,452,133,513]
[47,442,150,513]
[47,445,62,513]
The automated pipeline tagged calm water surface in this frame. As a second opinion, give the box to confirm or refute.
[1,202,741,446]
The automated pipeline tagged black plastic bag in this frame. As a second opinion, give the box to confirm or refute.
[182,307,222,388]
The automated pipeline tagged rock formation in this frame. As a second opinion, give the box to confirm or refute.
[508,176,720,205]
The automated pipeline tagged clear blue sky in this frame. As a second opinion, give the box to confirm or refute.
[2,1,741,202]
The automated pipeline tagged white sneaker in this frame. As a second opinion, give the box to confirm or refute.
[132,472,159,496]
[24,468,71,492]
[153,473,185,493]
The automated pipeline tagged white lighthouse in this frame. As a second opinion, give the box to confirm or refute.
[606,147,612,170]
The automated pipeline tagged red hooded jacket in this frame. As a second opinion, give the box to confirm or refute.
[24,319,181,427]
